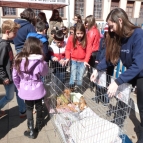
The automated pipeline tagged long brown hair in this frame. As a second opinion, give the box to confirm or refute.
[73,23,87,48]
[75,14,83,24]
[14,37,43,74]
[105,8,139,65]
[49,9,63,22]
[84,15,97,30]
[20,8,35,25]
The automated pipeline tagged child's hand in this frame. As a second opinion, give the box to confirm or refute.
[90,69,98,82]
[3,79,10,85]
[59,59,65,66]
[107,82,118,97]
[52,57,58,61]
[62,59,69,66]
[84,62,90,67]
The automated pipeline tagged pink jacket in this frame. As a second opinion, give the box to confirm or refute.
[12,54,48,100]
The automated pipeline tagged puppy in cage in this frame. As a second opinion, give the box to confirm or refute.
[56,88,79,112]
[56,88,72,107]
[78,96,87,111]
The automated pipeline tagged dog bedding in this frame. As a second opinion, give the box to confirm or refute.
[54,107,122,143]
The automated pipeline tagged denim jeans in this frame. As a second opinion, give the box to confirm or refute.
[0,83,14,109]
[69,60,85,86]
[15,87,26,113]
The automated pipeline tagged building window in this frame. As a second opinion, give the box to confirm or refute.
[3,7,16,16]
[58,8,64,17]
[139,2,143,18]
[126,1,134,18]
[94,0,103,19]
[74,0,85,18]
[110,0,119,11]
[33,9,41,16]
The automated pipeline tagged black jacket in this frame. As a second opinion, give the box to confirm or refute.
[0,39,14,84]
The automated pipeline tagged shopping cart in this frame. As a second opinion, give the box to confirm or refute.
[43,63,132,143]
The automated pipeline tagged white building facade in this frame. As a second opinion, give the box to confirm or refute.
[0,0,143,28]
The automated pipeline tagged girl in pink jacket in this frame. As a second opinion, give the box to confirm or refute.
[12,37,48,139]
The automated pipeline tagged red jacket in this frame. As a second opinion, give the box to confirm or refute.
[65,36,91,62]
[87,26,100,53]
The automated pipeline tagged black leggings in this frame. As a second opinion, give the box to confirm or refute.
[25,99,43,121]
[137,78,143,126]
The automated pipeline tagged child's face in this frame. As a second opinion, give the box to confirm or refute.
[76,30,84,41]
[62,29,67,35]
[7,29,18,39]
[74,16,78,23]
[70,30,74,35]
[55,40,64,48]
[51,33,54,38]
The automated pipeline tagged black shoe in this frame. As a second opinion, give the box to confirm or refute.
[24,120,36,139]
[137,125,143,143]
[35,118,44,132]
[74,85,82,93]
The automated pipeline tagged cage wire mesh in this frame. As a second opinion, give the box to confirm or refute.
[43,61,132,143]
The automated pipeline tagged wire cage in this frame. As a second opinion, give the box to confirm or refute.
[43,61,132,143]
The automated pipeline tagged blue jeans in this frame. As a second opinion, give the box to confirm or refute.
[0,83,14,109]
[69,60,85,86]
[55,71,65,83]
[15,87,26,113]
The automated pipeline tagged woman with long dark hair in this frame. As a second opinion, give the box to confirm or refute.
[90,8,143,143]
[48,9,63,44]
[74,14,83,27]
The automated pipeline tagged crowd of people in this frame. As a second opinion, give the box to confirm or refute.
[0,7,143,143]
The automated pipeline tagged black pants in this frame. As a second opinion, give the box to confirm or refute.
[25,99,43,121]
[137,78,143,126]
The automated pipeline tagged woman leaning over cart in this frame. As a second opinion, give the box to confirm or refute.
[90,8,143,143]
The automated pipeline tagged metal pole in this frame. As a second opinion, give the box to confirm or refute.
[68,0,70,28]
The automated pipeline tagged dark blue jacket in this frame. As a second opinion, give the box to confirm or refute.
[96,38,114,76]
[13,19,36,51]
[27,33,50,62]
[96,38,106,62]
[97,28,143,85]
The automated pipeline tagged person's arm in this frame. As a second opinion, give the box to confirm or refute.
[115,38,143,85]
[65,36,72,60]
[12,67,20,89]
[37,61,48,76]
[43,41,50,62]
[84,31,100,62]
[0,46,9,83]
